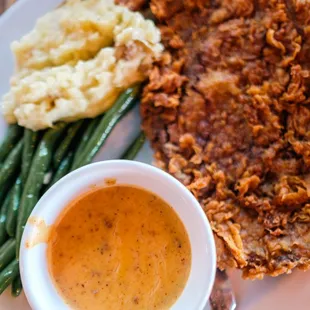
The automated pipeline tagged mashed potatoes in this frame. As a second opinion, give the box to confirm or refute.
[1,0,162,130]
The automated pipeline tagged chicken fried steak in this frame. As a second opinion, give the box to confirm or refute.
[139,0,310,279]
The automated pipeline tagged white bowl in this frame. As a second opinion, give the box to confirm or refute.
[20,160,216,310]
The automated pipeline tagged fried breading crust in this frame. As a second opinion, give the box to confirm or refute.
[139,0,310,279]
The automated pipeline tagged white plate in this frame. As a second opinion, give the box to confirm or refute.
[0,1,309,309]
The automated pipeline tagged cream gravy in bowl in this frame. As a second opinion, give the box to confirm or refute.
[48,185,191,309]
[20,161,216,310]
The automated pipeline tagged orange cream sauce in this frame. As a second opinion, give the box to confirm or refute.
[47,185,191,310]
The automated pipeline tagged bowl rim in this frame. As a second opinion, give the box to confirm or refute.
[20,160,216,310]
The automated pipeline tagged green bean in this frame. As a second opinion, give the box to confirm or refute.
[0,191,3,207]
[12,276,22,297]
[72,85,140,170]
[0,139,23,192]
[0,239,16,271]
[0,125,23,163]
[72,117,101,168]
[16,123,67,257]
[46,152,73,191]
[53,120,83,168]
[6,177,22,237]
[0,192,11,246]
[0,165,2,202]
[22,129,39,183]
[122,132,145,160]
[0,260,19,294]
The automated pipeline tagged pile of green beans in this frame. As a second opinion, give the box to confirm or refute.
[0,85,146,297]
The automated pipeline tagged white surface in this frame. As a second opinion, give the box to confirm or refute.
[0,0,309,310]
[20,161,216,310]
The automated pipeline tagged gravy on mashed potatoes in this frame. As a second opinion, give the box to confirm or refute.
[1,0,163,130]
[47,185,191,310]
